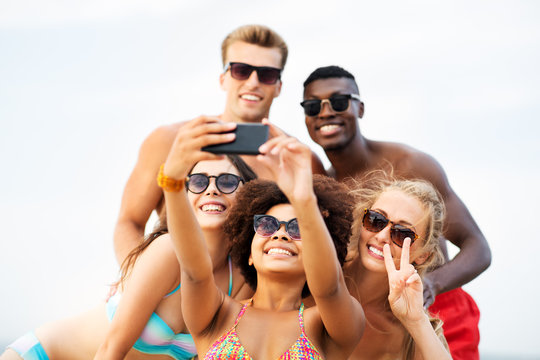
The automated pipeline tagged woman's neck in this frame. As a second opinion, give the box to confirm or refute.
[251,276,305,311]
[346,258,391,308]
[202,227,229,271]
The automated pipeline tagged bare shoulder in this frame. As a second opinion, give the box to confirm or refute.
[141,121,188,152]
[135,233,180,272]
[371,140,450,191]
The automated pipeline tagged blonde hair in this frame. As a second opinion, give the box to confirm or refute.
[348,173,445,275]
[348,172,448,359]
[221,24,288,68]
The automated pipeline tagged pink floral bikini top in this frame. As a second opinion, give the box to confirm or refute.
[203,300,323,359]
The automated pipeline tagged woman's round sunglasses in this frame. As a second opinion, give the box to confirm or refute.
[300,93,361,117]
[362,209,418,248]
[186,173,244,194]
[253,215,301,240]
[223,62,282,85]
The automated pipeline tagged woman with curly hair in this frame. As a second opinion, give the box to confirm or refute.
[161,118,365,359]
[344,174,452,360]
[1,119,256,360]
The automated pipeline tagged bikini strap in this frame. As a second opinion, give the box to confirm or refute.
[233,299,252,327]
[164,282,181,298]
[227,255,233,296]
[298,303,306,333]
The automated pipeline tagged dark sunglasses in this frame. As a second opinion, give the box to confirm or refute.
[300,94,361,116]
[253,215,301,240]
[362,209,418,248]
[224,62,282,85]
[186,173,244,194]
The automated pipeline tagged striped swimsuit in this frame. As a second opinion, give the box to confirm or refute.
[203,301,323,359]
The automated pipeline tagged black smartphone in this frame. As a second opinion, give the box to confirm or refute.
[202,123,269,155]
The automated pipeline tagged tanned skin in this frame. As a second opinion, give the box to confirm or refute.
[113,42,324,264]
[303,77,491,307]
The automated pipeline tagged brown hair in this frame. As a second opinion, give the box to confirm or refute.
[116,155,257,288]
[225,175,354,297]
[221,24,288,68]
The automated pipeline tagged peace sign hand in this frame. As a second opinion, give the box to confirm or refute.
[383,238,426,324]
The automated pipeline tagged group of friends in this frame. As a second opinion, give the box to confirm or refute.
[2,24,490,360]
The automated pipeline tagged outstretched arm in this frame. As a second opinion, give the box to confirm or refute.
[257,131,364,352]
[162,116,236,336]
[409,152,491,306]
[383,238,451,360]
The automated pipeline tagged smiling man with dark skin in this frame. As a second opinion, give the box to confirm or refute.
[301,65,490,360]
[112,25,325,264]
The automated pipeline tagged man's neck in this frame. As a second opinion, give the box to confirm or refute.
[325,135,374,181]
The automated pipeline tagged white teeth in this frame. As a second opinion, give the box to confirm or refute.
[320,124,340,132]
[369,246,384,257]
[241,94,261,101]
[267,248,293,256]
[201,204,225,212]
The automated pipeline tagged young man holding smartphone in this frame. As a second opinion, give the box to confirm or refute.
[113,25,324,264]
[301,65,490,360]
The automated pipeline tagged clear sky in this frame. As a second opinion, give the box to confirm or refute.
[1,1,539,357]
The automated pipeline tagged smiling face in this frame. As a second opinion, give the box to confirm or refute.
[303,77,363,151]
[220,41,283,123]
[187,158,243,231]
[249,203,304,277]
[359,189,429,273]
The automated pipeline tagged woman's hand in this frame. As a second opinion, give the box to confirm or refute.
[383,238,426,324]
[162,116,236,180]
[257,121,313,203]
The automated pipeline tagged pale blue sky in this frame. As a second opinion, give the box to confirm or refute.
[1,1,539,357]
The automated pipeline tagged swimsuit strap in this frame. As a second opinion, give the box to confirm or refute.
[164,282,181,298]
[228,255,233,296]
[233,300,251,327]
[298,303,306,333]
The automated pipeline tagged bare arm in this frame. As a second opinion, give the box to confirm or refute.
[257,133,365,351]
[95,236,180,359]
[113,124,181,263]
[162,117,237,337]
[407,152,491,304]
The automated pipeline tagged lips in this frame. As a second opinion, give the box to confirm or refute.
[367,244,384,259]
[264,245,296,257]
[240,93,262,102]
[200,202,226,213]
[316,122,343,136]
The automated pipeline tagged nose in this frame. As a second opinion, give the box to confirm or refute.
[272,224,291,242]
[373,224,392,245]
[205,178,219,195]
[318,99,335,118]
[245,69,261,87]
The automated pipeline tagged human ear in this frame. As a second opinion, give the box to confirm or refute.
[413,251,430,265]
[248,255,253,266]
[219,72,226,91]
[273,80,282,98]
[357,101,365,119]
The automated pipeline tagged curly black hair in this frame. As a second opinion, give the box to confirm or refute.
[225,174,354,297]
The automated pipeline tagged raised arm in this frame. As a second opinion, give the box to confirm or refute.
[408,152,491,305]
[161,117,237,336]
[257,132,364,351]
[113,124,181,263]
[383,238,451,360]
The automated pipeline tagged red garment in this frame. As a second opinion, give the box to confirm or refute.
[428,288,480,360]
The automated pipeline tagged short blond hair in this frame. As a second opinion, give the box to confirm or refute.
[221,24,288,68]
